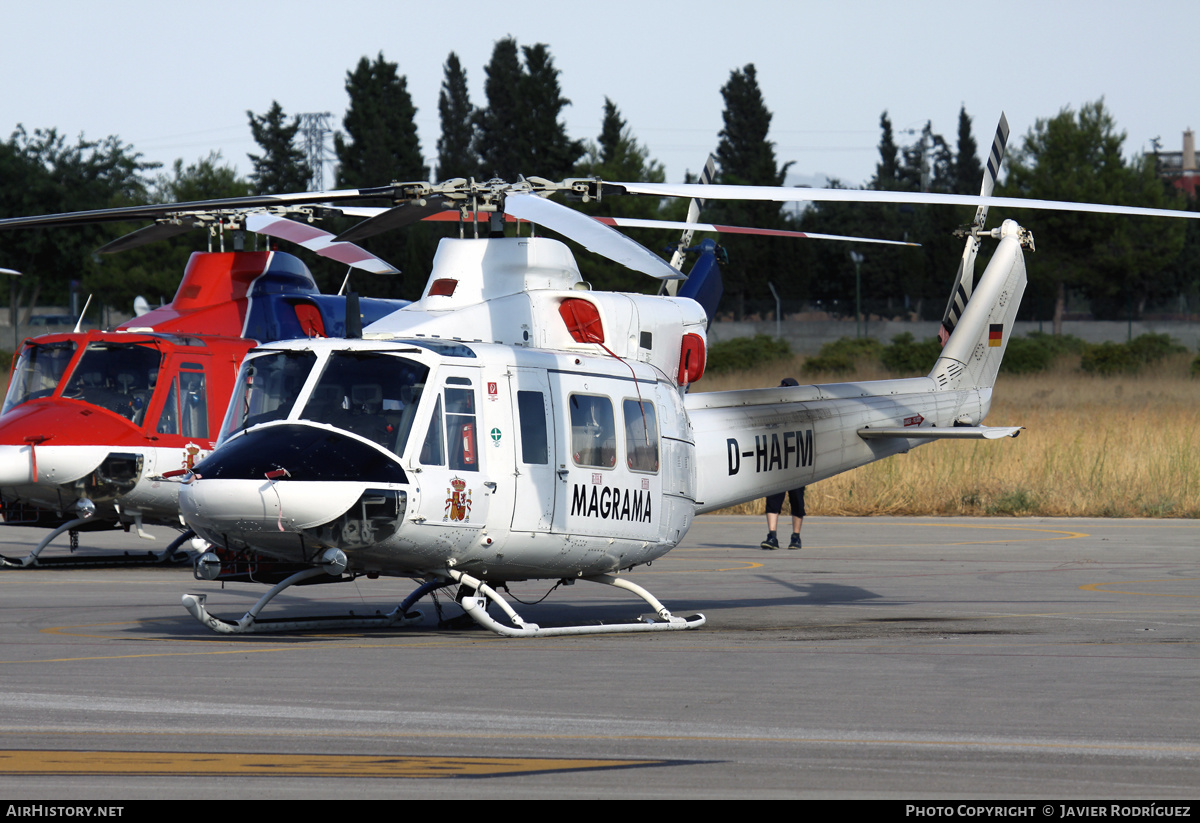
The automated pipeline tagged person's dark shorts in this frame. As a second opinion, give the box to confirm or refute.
[765,487,805,517]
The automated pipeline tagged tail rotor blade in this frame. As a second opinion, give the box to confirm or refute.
[941,113,1010,343]
[668,154,717,273]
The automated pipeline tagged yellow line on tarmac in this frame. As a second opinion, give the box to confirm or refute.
[1080,579,1200,598]
[0,749,661,778]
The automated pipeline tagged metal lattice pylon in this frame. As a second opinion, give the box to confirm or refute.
[298,112,335,191]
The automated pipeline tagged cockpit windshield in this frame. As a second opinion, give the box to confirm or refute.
[60,342,162,424]
[298,352,429,456]
[2,340,77,415]
[219,350,317,441]
[220,350,430,458]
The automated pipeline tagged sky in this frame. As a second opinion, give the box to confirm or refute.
[3,0,1196,194]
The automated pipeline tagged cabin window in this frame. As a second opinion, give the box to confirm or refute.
[2,340,77,415]
[569,394,616,469]
[517,390,548,465]
[444,386,478,472]
[419,384,479,472]
[62,342,161,424]
[623,399,659,473]
[156,367,209,438]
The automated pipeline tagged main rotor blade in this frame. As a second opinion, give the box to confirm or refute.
[610,181,1200,221]
[96,221,197,254]
[0,186,400,231]
[504,194,683,280]
[335,195,450,242]
[245,214,399,274]
[593,216,919,246]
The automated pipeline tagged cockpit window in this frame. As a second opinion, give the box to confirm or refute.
[2,340,77,415]
[61,342,162,424]
[298,352,429,456]
[219,350,317,441]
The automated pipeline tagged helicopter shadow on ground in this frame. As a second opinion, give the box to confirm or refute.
[106,556,896,639]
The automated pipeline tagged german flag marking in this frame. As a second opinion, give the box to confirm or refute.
[988,323,1004,347]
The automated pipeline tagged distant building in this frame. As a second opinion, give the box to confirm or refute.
[1157,130,1199,197]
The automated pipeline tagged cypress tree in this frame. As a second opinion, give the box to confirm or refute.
[872,111,899,190]
[953,106,983,195]
[436,52,477,181]
[473,38,583,181]
[711,64,791,316]
[473,38,525,180]
[247,101,310,195]
[335,53,427,187]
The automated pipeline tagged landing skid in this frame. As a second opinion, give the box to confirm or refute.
[448,569,706,637]
[181,561,705,637]
[181,570,438,635]
[0,522,195,569]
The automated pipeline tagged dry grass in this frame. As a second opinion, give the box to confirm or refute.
[700,352,1200,518]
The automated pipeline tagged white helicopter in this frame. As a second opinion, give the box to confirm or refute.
[12,117,1197,634]
[166,114,1197,636]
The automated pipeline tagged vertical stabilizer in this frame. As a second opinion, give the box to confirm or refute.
[929,219,1029,392]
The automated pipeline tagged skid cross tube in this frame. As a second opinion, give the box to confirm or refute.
[182,566,428,634]
[1,520,194,569]
[446,569,705,637]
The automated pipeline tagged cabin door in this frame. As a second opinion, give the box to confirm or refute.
[507,367,556,532]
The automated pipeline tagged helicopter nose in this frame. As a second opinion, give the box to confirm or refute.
[180,423,408,549]
[0,444,109,486]
[0,400,144,486]
[0,445,35,485]
[181,474,373,534]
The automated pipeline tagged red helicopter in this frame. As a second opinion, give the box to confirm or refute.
[0,214,407,567]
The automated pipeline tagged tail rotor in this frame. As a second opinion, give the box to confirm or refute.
[939,113,1010,345]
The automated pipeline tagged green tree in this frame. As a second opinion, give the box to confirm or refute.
[335,53,427,187]
[86,153,254,315]
[473,38,583,181]
[333,53,429,296]
[800,109,987,322]
[709,64,792,317]
[0,127,154,318]
[572,98,667,292]
[520,43,584,178]
[871,111,899,190]
[435,52,477,180]
[473,37,524,180]
[1001,100,1186,330]
[247,101,311,195]
[953,106,984,195]
[155,152,251,202]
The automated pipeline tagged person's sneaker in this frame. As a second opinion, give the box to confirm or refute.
[788,533,802,550]
[760,533,779,550]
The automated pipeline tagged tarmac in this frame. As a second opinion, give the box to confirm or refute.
[0,515,1197,799]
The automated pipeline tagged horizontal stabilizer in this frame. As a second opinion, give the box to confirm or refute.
[858,426,1023,440]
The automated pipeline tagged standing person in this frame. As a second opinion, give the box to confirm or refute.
[761,377,805,550]
[761,486,804,550]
